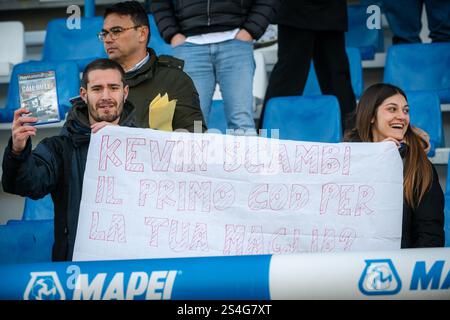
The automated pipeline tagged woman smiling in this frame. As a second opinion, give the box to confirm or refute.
[344,83,445,248]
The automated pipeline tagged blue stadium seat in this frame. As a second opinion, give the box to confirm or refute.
[384,43,450,104]
[42,17,107,71]
[261,95,342,142]
[22,194,54,220]
[43,15,172,69]
[148,14,173,56]
[407,91,444,157]
[346,4,384,60]
[207,100,227,134]
[0,219,53,264]
[303,47,363,99]
[0,60,80,123]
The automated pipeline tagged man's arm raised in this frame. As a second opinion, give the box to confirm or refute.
[2,108,59,199]
[11,108,37,155]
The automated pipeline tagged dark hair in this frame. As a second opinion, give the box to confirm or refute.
[345,83,408,142]
[104,1,150,45]
[344,83,432,209]
[81,58,126,88]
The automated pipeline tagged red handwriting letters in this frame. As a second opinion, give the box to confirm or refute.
[139,180,236,212]
[222,225,357,255]
[98,135,210,173]
[95,176,123,205]
[99,135,122,171]
[320,184,375,216]
[150,140,174,172]
[126,138,145,172]
[248,184,309,211]
[89,212,127,243]
[224,143,352,176]
[144,217,209,253]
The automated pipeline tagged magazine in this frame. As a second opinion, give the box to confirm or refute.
[18,70,60,125]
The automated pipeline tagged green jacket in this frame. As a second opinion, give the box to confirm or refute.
[125,48,207,132]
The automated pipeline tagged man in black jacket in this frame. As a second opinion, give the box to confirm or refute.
[151,0,279,132]
[260,0,356,131]
[2,59,135,261]
[101,1,206,132]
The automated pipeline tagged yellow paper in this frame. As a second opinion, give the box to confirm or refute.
[148,93,177,131]
[150,93,162,109]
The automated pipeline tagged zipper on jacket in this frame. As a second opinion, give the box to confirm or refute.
[207,0,211,26]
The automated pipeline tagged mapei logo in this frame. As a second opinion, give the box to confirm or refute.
[358,259,402,296]
[22,268,178,300]
[24,272,66,300]
[73,270,178,300]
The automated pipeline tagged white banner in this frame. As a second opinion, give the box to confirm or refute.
[269,248,450,300]
[73,126,403,261]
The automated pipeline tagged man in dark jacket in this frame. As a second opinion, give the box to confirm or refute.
[101,1,206,132]
[151,0,279,132]
[2,59,135,261]
[260,0,356,131]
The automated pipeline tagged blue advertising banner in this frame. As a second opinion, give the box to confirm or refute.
[0,255,271,300]
[0,249,448,300]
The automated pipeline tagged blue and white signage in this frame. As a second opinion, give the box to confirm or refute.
[0,248,448,300]
[359,259,402,295]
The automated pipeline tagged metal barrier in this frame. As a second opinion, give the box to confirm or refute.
[0,248,448,300]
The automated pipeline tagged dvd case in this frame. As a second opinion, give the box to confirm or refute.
[18,70,60,125]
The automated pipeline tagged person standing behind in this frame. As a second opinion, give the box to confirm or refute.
[260,0,356,131]
[101,1,206,132]
[382,0,450,44]
[151,0,279,133]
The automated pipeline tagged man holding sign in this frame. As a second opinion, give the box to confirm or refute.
[1,59,135,261]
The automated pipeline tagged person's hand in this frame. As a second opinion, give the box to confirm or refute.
[382,137,402,148]
[91,121,118,134]
[170,33,186,48]
[11,108,37,155]
[235,29,253,42]
[411,126,431,154]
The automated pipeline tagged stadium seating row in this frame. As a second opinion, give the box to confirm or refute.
[2,40,449,124]
[0,4,385,74]
[0,3,393,119]
[0,9,448,123]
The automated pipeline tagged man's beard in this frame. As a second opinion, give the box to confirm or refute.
[87,96,123,123]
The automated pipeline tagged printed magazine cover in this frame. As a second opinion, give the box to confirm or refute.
[18,71,60,124]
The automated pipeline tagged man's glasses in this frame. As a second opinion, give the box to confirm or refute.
[98,25,142,41]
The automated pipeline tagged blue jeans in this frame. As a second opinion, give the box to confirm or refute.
[173,39,256,130]
[382,0,450,43]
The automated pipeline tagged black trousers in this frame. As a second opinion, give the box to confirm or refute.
[260,25,356,131]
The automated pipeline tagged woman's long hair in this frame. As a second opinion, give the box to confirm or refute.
[344,83,432,209]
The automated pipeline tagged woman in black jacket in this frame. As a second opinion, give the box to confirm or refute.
[344,83,445,248]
